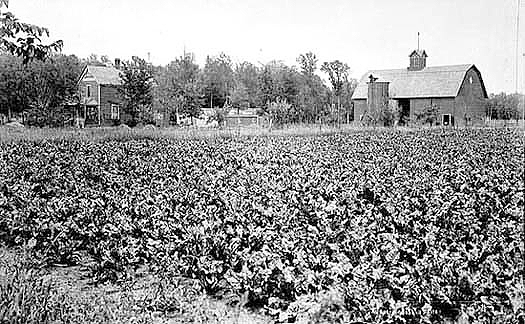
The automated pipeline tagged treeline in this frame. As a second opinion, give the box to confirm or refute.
[1,50,524,127]
[0,53,81,126]
[487,92,524,121]
[153,52,358,126]
[0,51,358,127]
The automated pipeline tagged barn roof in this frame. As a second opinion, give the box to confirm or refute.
[351,64,487,100]
[78,65,122,86]
[409,50,428,57]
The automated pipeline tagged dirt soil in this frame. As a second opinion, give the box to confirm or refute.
[0,247,271,324]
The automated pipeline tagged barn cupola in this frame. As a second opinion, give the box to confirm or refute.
[408,50,427,71]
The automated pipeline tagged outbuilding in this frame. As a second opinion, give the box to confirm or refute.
[351,49,488,126]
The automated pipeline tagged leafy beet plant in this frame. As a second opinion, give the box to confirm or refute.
[0,128,523,323]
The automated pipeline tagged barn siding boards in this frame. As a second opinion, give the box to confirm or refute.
[367,81,390,118]
[435,98,456,125]
[454,67,488,125]
[409,98,431,121]
[353,100,367,122]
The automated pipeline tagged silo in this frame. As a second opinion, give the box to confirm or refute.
[367,76,390,116]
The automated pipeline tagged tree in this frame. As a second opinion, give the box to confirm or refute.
[297,52,317,77]
[296,52,319,123]
[256,60,301,123]
[0,53,81,125]
[154,53,203,125]
[267,97,292,131]
[202,53,234,108]
[295,53,334,124]
[321,60,350,127]
[234,61,259,108]
[487,92,522,122]
[230,82,250,112]
[257,64,274,110]
[0,0,63,64]
[119,56,154,127]
[0,53,29,119]
[340,78,358,123]
[82,53,109,66]
[153,65,178,124]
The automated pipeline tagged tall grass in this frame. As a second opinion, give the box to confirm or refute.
[0,124,365,143]
[0,249,149,324]
[1,122,520,143]
[0,249,62,323]
[0,248,270,323]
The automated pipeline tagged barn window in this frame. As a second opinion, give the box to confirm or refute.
[442,114,454,126]
[469,76,473,84]
[111,104,120,120]
[86,85,91,98]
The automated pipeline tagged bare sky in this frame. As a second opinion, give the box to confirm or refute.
[8,0,525,93]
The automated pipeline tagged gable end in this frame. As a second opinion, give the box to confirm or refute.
[455,65,488,98]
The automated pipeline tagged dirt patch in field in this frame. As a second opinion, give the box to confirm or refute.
[0,247,270,324]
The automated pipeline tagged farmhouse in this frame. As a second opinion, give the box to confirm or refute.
[351,49,488,126]
[76,61,124,126]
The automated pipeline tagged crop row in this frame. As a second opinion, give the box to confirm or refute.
[0,129,523,322]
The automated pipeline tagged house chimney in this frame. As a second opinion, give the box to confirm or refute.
[408,50,427,71]
[114,58,121,69]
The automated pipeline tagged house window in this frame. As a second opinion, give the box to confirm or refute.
[86,106,97,120]
[111,104,120,120]
[86,85,91,98]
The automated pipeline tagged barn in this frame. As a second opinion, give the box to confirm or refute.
[351,49,489,126]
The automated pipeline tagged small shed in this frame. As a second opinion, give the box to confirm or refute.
[225,108,264,127]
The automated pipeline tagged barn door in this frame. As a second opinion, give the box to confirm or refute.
[442,114,450,126]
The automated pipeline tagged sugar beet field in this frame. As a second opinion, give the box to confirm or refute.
[0,128,524,323]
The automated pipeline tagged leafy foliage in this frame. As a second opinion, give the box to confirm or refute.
[119,56,154,126]
[154,53,203,124]
[414,103,440,126]
[202,53,235,108]
[487,92,524,121]
[207,107,230,127]
[363,100,403,127]
[0,129,523,323]
[0,0,63,64]
[321,60,354,126]
[0,53,82,123]
[296,52,335,124]
[321,60,349,98]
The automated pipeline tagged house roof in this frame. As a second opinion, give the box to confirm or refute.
[78,65,122,86]
[351,64,487,100]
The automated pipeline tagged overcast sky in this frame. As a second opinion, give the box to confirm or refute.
[7,0,525,93]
